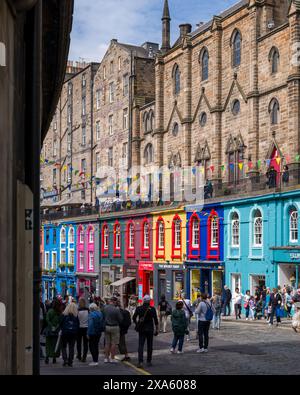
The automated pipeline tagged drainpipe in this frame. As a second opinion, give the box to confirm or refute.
[128,51,134,174]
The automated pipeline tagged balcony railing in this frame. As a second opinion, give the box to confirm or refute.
[41,169,300,221]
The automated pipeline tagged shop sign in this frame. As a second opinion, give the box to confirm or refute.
[139,262,153,271]
[166,280,172,295]
[290,253,300,260]
[126,268,137,276]
[158,264,181,270]
[175,272,184,282]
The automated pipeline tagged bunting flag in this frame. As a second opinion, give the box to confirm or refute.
[248,161,253,170]
[275,157,281,165]
[296,154,300,162]
[75,170,79,176]
[285,155,291,164]
[221,165,225,172]
[265,159,271,167]
[192,167,196,175]
[210,166,215,173]
[257,160,261,169]
[229,163,234,170]
[238,163,243,171]
[200,167,205,174]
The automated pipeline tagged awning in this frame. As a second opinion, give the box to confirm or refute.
[110,277,135,287]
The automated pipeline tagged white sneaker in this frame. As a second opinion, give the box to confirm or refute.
[89,362,98,366]
[203,349,208,353]
[170,348,175,353]
[197,348,205,353]
[177,351,184,354]
[104,358,109,363]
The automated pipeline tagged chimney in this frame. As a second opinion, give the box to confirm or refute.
[179,24,192,38]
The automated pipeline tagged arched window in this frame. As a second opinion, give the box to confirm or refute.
[253,209,263,247]
[211,216,219,248]
[143,112,149,132]
[149,110,154,132]
[102,224,109,255]
[144,143,154,165]
[88,226,94,243]
[201,49,209,81]
[231,212,240,247]
[144,222,150,249]
[173,64,180,95]
[69,228,74,244]
[232,99,240,116]
[114,222,121,252]
[290,209,298,243]
[60,227,66,244]
[127,222,135,257]
[269,47,279,74]
[172,122,179,137]
[192,216,200,248]
[269,98,279,125]
[172,215,182,258]
[156,217,165,258]
[232,30,241,67]
[79,226,84,244]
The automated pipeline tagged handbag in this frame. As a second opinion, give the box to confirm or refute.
[276,307,284,318]
[182,299,193,318]
[135,308,150,332]
[165,303,172,316]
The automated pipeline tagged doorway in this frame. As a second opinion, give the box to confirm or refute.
[158,270,166,299]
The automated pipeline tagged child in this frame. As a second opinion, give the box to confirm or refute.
[249,296,256,321]
[292,302,300,333]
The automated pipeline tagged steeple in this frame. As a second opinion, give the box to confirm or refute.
[161,0,171,53]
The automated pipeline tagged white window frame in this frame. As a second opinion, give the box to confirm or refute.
[159,222,165,249]
[82,96,86,116]
[174,220,181,249]
[69,249,74,265]
[89,228,94,243]
[82,126,86,146]
[192,218,200,248]
[60,227,66,244]
[290,210,298,243]
[104,227,109,250]
[231,215,240,247]
[79,228,84,244]
[79,251,84,270]
[96,152,100,172]
[51,252,57,270]
[109,82,114,103]
[96,121,100,140]
[211,217,219,248]
[109,115,113,136]
[253,216,263,247]
[129,224,134,250]
[123,108,128,130]
[96,89,101,109]
[60,249,66,264]
[144,222,149,249]
[69,228,74,244]
[115,225,121,250]
[88,251,94,271]
[45,252,50,270]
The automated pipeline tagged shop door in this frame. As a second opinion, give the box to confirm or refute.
[250,275,265,296]
[158,270,166,299]
[231,273,241,293]
[201,270,210,295]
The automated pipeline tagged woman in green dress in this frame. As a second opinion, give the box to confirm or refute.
[45,299,63,364]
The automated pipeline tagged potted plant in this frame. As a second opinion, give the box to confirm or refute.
[58,263,66,269]
[49,269,56,274]
[67,263,75,269]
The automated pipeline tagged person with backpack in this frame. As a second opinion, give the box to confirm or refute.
[87,303,104,366]
[211,290,222,330]
[133,295,158,369]
[158,295,171,333]
[76,298,89,363]
[179,292,193,341]
[60,302,80,367]
[118,303,132,361]
[170,301,188,354]
[195,293,215,353]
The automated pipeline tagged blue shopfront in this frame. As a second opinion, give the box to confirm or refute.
[185,204,224,302]
[271,247,300,290]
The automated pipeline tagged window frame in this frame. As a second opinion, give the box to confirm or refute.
[101,223,109,257]
[290,209,298,243]
[126,221,135,258]
[172,215,182,259]
[141,218,150,258]
[232,30,242,68]
[253,210,263,248]
[156,217,165,259]
[231,213,240,248]
[189,213,200,259]
[113,221,122,257]
[207,210,220,260]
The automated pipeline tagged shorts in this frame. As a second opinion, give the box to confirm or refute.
[105,326,120,346]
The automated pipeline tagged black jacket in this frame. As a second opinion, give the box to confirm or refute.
[269,293,282,308]
[119,309,131,336]
[133,304,158,333]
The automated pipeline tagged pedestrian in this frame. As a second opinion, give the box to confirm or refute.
[118,303,132,362]
[103,297,123,364]
[170,301,188,354]
[158,295,171,333]
[233,287,243,320]
[60,302,80,367]
[76,298,89,363]
[255,295,264,320]
[282,165,289,186]
[265,288,271,320]
[268,288,282,326]
[211,290,222,330]
[195,293,215,353]
[133,295,158,369]
[266,166,277,188]
[285,288,293,319]
[244,290,251,320]
[45,299,62,364]
[179,292,193,341]
[128,295,138,318]
[87,303,104,366]
[292,302,300,333]
[222,285,232,316]
[192,294,201,338]
[249,296,256,320]
[292,289,300,303]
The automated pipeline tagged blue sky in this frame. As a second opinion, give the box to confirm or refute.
[69,0,239,62]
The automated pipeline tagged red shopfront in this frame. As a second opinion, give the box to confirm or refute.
[138,262,154,306]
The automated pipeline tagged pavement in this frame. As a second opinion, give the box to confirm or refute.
[41,317,300,375]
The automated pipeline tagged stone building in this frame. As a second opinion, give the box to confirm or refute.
[148,0,300,197]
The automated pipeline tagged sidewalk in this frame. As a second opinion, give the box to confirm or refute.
[221,315,292,327]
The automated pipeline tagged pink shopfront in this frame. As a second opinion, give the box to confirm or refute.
[76,223,100,298]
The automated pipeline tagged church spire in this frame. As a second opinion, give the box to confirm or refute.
[161,0,171,53]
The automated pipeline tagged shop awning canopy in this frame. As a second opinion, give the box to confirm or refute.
[110,277,135,287]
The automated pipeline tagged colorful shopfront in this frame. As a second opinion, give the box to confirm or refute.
[185,203,224,302]
[152,206,186,306]
[42,224,59,302]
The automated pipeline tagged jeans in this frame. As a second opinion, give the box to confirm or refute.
[118,334,128,355]
[245,306,250,318]
[223,303,231,316]
[171,335,184,352]
[198,321,210,350]
[270,307,281,325]
[77,327,88,360]
[249,308,255,320]
[234,304,242,319]
[89,335,101,362]
[138,331,154,363]
[61,334,77,364]
[212,312,221,329]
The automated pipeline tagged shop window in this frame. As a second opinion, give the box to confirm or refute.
[114,222,121,256]
[172,215,182,259]
[173,271,184,300]
[290,209,298,243]
[141,219,150,258]
[126,221,135,258]
[189,213,200,258]
[102,224,109,257]
[156,218,165,259]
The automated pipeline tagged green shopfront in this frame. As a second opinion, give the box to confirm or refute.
[271,247,300,290]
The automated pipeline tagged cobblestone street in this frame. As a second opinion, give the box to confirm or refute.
[41,318,300,376]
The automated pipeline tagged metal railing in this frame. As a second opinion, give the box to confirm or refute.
[41,169,300,221]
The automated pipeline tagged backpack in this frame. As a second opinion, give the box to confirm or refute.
[204,302,214,321]
[63,315,79,334]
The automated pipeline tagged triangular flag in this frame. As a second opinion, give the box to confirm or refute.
[266,159,271,167]
[210,166,215,173]
[275,157,281,165]
[221,165,225,172]
[248,161,253,170]
[238,163,243,171]
[257,160,261,169]
[296,154,300,162]
[285,155,291,164]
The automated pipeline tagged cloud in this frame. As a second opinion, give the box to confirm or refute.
[69,0,239,62]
